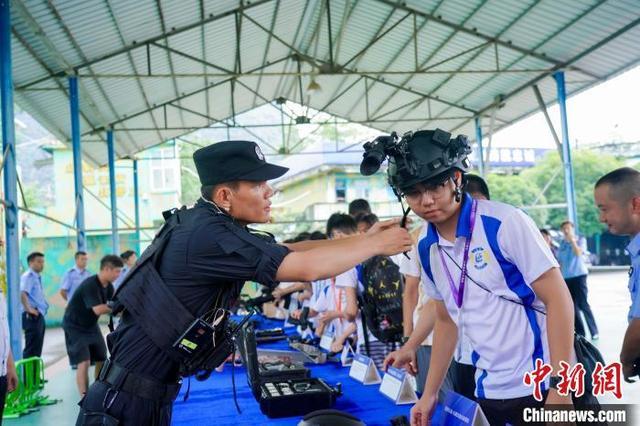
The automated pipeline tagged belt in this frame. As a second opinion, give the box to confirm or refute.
[99,359,182,404]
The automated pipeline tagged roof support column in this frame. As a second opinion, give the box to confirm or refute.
[1,0,23,359]
[474,117,485,177]
[69,75,86,251]
[107,129,119,254]
[132,158,141,254]
[554,71,579,230]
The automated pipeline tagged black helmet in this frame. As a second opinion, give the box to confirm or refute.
[360,128,472,198]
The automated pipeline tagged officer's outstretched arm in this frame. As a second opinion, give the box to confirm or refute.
[276,225,412,282]
[284,218,404,252]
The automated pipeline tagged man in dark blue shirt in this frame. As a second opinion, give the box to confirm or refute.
[77,140,413,426]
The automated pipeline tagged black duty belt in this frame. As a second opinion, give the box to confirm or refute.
[99,359,182,404]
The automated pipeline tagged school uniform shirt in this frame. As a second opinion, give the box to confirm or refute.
[557,237,589,279]
[312,272,353,340]
[626,233,640,323]
[334,267,379,349]
[20,268,49,316]
[418,193,558,400]
[60,266,92,300]
[0,292,10,376]
[402,230,474,362]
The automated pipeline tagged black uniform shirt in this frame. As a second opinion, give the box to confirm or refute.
[108,199,290,383]
[63,275,113,331]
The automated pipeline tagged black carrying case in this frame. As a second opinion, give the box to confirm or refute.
[238,323,310,397]
[258,378,337,418]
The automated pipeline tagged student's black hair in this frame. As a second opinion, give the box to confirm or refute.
[309,231,327,240]
[348,199,371,217]
[120,250,136,261]
[464,174,490,200]
[355,213,379,229]
[74,251,87,258]
[326,213,357,237]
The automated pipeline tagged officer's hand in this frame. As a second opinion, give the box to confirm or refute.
[330,340,344,354]
[28,308,39,317]
[290,309,302,320]
[372,226,413,256]
[366,218,402,235]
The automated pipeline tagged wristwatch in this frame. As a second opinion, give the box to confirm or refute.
[401,336,411,345]
[549,376,562,390]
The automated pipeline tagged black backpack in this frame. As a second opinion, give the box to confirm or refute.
[357,256,404,344]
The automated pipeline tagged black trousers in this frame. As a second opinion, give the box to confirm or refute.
[0,375,7,425]
[478,394,544,426]
[76,380,173,426]
[565,275,599,338]
[22,312,45,359]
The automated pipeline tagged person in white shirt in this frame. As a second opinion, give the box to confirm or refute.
[290,214,361,346]
[362,129,574,426]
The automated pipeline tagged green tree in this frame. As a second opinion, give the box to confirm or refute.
[521,150,624,237]
[485,173,548,226]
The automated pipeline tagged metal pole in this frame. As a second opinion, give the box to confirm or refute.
[107,129,119,254]
[0,0,22,359]
[132,159,141,254]
[69,75,86,251]
[474,117,485,177]
[554,71,579,230]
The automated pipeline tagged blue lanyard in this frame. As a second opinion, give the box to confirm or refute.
[437,200,478,308]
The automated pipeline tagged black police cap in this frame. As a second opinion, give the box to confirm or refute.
[193,140,289,185]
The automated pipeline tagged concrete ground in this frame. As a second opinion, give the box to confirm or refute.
[4,270,640,425]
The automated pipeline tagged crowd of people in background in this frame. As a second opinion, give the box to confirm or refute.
[16,248,137,398]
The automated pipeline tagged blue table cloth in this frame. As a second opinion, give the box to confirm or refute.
[171,315,417,425]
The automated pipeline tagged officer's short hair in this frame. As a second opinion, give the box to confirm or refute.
[326,213,357,237]
[464,174,490,200]
[27,252,44,263]
[120,250,136,261]
[348,199,371,217]
[201,182,240,201]
[595,167,640,203]
[75,251,87,259]
[100,255,124,270]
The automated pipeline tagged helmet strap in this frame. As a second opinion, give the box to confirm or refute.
[454,184,463,203]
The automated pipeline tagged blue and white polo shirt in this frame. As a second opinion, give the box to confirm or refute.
[418,193,558,399]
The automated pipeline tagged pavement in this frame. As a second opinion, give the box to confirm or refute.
[4,270,640,425]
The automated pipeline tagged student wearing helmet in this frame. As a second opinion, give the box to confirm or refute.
[361,129,575,426]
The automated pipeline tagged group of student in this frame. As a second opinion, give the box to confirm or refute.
[272,200,394,368]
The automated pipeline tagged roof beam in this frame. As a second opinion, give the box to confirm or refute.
[15,0,276,90]
[81,55,291,136]
[154,0,186,126]
[433,0,612,131]
[42,0,140,153]
[251,0,281,108]
[364,0,489,123]
[450,16,640,134]
[374,0,600,80]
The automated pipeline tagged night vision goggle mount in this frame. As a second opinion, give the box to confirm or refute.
[360,128,472,200]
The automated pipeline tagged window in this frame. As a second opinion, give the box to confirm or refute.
[150,147,177,191]
[335,177,346,202]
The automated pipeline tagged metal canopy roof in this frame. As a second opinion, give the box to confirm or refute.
[10,0,640,165]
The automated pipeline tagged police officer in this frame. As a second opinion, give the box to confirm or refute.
[76,140,412,425]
